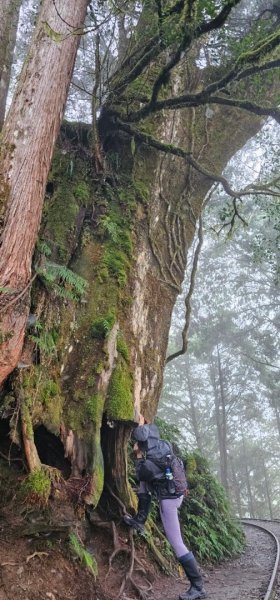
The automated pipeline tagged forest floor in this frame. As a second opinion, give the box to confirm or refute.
[0,462,279,600]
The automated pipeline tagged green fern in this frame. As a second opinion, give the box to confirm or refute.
[36,240,52,257]
[99,215,119,243]
[30,328,58,356]
[91,312,116,339]
[36,261,88,300]
[69,532,98,579]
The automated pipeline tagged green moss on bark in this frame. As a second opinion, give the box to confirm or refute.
[86,393,104,423]
[44,151,91,262]
[106,358,134,420]
[23,367,63,435]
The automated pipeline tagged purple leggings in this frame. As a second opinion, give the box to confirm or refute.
[138,482,188,558]
[159,496,189,558]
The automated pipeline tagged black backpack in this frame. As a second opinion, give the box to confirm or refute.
[136,438,188,496]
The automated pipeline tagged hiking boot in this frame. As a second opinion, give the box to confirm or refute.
[179,552,206,600]
[123,493,151,533]
[123,514,145,533]
[179,585,207,600]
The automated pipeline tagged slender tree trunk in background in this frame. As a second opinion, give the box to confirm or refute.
[229,455,242,517]
[187,373,203,452]
[0,0,22,130]
[0,0,88,385]
[273,403,280,441]
[242,435,255,518]
[210,355,229,494]
[117,15,128,66]
[262,457,273,519]
[216,346,229,495]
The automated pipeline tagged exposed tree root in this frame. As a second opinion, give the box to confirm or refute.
[105,483,128,515]
[88,485,175,599]
[114,529,153,600]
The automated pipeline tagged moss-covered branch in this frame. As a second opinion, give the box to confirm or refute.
[125,61,280,123]
[108,36,161,99]
[149,0,243,105]
[115,119,246,198]
[195,34,280,99]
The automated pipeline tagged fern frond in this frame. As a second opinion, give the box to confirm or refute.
[36,261,88,300]
[37,240,52,257]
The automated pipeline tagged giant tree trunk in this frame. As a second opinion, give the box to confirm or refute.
[0,25,274,510]
[0,0,88,384]
[14,92,266,508]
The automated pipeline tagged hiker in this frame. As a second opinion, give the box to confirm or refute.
[123,417,206,600]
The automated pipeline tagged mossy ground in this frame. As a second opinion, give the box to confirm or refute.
[20,468,52,506]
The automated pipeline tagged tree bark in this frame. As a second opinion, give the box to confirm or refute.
[0,0,88,384]
[24,91,269,506]
[0,0,22,130]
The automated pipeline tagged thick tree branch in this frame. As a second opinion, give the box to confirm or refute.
[108,35,161,98]
[125,50,280,122]
[230,58,280,85]
[125,84,280,123]
[207,95,280,123]
[205,23,280,93]
[115,118,249,197]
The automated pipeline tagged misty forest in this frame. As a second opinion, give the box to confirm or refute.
[0,0,279,597]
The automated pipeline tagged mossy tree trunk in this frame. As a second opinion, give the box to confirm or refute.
[1,1,279,514]
[13,87,265,508]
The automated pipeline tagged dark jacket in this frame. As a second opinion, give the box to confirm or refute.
[133,424,182,499]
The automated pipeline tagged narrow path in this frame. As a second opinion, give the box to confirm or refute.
[153,523,277,600]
